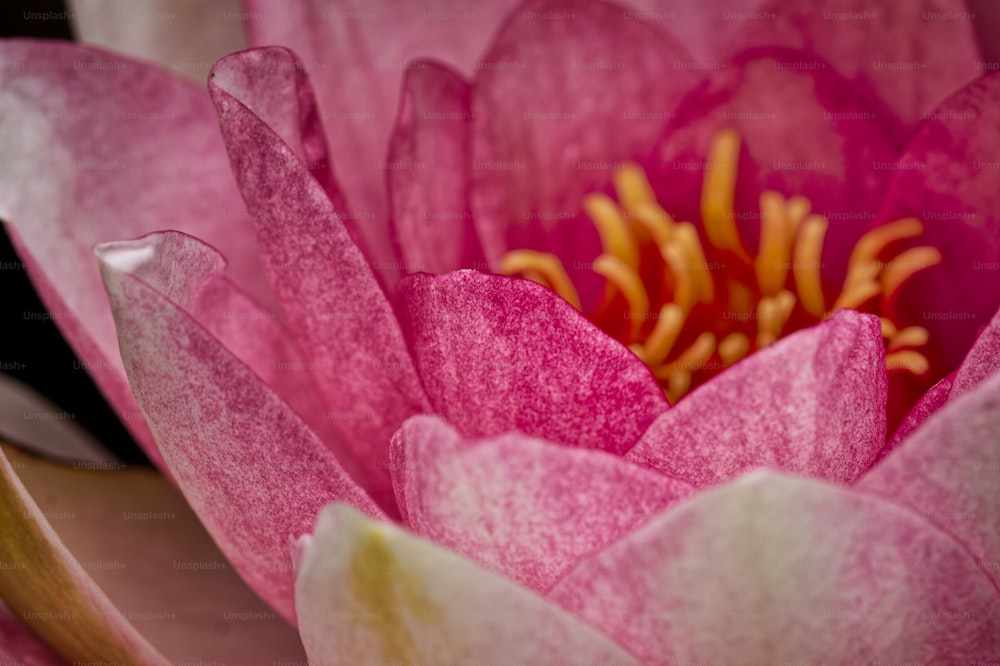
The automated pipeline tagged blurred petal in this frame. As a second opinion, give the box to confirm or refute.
[0,41,270,467]
[391,415,694,592]
[396,271,668,454]
[879,72,1000,371]
[68,0,247,82]
[210,64,431,509]
[626,311,886,486]
[733,0,981,126]
[97,236,386,623]
[388,61,483,274]
[0,604,67,665]
[860,368,1000,589]
[549,472,1000,664]
[295,504,642,665]
[5,443,307,665]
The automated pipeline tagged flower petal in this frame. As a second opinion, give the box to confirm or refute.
[859,367,1000,589]
[96,236,386,623]
[0,40,270,466]
[470,0,697,274]
[68,0,247,82]
[0,604,66,665]
[5,443,308,665]
[295,504,642,665]
[387,61,483,275]
[626,310,886,486]
[549,472,1000,664]
[733,0,980,126]
[884,370,955,455]
[951,303,1000,397]
[396,270,668,454]
[391,415,694,593]
[240,0,524,273]
[209,63,431,509]
[877,73,1000,371]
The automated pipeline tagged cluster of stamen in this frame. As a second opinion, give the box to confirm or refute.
[501,129,940,403]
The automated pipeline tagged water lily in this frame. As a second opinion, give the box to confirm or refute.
[1,0,999,663]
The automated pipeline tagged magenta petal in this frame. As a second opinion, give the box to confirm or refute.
[387,61,483,274]
[627,310,886,486]
[96,236,386,623]
[0,40,271,467]
[884,371,955,455]
[209,67,431,509]
[879,72,1000,371]
[396,270,668,453]
[391,415,694,593]
[950,304,1000,397]
[240,0,524,274]
[860,368,1000,589]
[733,0,980,126]
[471,0,697,268]
[0,606,66,665]
[549,472,1000,663]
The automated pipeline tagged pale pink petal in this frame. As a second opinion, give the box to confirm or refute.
[6,443,307,665]
[209,62,431,509]
[295,504,642,665]
[396,270,668,454]
[0,41,271,467]
[626,310,886,486]
[387,60,483,274]
[860,368,1000,589]
[68,0,247,82]
[391,415,694,592]
[96,237,386,623]
[549,472,1000,664]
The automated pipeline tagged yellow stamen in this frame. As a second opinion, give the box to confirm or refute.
[673,222,715,303]
[582,194,640,270]
[593,254,649,333]
[848,218,924,271]
[664,369,691,405]
[785,195,811,234]
[653,332,717,381]
[880,247,942,299]
[832,279,881,311]
[718,332,751,366]
[614,163,659,216]
[792,215,827,318]
[642,303,686,366]
[879,317,898,339]
[630,202,674,246]
[756,290,796,348]
[886,350,930,374]
[499,250,582,310]
[700,128,746,257]
[660,242,695,311]
[755,191,792,296]
[888,326,929,352]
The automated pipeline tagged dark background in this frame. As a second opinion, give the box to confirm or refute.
[1,0,149,463]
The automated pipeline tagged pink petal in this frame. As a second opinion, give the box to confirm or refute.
[68,0,247,82]
[396,270,668,454]
[96,236,386,623]
[240,0,524,275]
[883,370,955,455]
[209,63,431,509]
[624,0,765,61]
[549,472,1000,664]
[7,443,308,665]
[391,415,694,593]
[626,310,886,486]
[295,504,642,665]
[0,605,66,665]
[387,61,483,274]
[732,0,981,127]
[0,40,271,467]
[879,72,1000,372]
[859,367,1000,590]
[951,303,1000,398]
[470,0,698,280]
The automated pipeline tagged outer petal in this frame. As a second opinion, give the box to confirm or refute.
[68,0,247,82]
[96,237,386,623]
[859,368,1000,589]
[241,0,524,273]
[209,59,431,508]
[391,415,694,592]
[471,0,697,276]
[879,72,1000,371]
[6,443,307,665]
[387,60,483,274]
[549,472,1000,664]
[295,504,642,666]
[626,310,886,486]
[0,41,271,466]
[733,0,981,127]
[396,270,668,454]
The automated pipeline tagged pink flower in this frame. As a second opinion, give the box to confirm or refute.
[1,0,999,663]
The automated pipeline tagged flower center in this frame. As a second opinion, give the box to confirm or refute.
[500,130,940,404]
